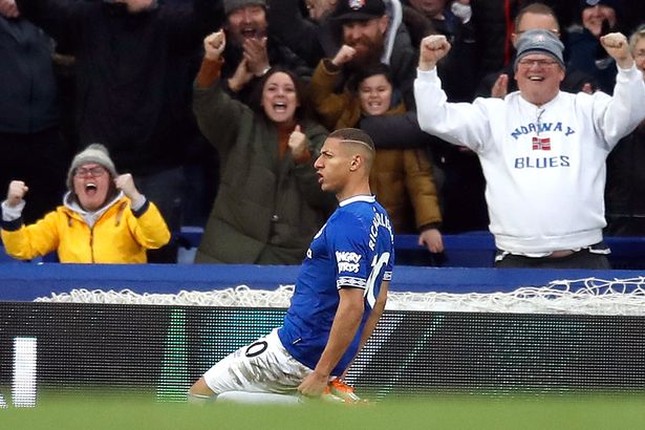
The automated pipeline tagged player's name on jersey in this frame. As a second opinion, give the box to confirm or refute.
[369,212,393,251]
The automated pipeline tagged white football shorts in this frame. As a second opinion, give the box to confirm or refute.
[202,328,313,396]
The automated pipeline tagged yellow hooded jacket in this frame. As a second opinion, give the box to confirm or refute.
[1,194,170,263]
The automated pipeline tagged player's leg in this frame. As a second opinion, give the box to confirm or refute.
[188,329,311,404]
[216,391,302,404]
[187,378,215,404]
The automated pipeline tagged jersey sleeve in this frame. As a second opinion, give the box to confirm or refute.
[327,212,372,291]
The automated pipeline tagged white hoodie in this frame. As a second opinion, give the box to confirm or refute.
[414,64,645,254]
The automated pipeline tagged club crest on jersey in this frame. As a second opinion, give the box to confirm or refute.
[348,0,365,10]
[532,136,551,151]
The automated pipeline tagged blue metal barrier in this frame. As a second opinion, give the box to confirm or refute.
[3,227,645,269]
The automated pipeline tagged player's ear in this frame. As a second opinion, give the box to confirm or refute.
[349,154,361,171]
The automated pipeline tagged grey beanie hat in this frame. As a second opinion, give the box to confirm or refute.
[514,29,565,70]
[66,143,118,190]
[224,0,265,15]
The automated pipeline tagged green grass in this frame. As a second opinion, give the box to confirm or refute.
[3,394,645,430]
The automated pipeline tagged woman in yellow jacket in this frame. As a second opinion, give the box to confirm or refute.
[0,144,170,263]
[310,48,444,260]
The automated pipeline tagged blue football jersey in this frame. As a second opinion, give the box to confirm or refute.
[278,195,394,375]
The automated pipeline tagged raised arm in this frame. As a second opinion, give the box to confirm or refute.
[595,32,645,148]
[418,34,451,72]
[193,31,249,151]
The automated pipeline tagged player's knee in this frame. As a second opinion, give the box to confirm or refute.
[187,377,215,404]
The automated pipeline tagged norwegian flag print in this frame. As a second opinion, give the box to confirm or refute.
[532,136,551,150]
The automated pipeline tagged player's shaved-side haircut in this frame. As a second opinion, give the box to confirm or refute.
[328,128,376,168]
[328,128,376,152]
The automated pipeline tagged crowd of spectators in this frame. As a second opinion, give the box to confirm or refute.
[1,0,644,267]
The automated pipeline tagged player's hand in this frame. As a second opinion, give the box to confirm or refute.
[419,35,451,71]
[114,174,142,202]
[491,73,509,99]
[243,36,270,77]
[0,0,19,18]
[298,371,328,398]
[418,228,444,253]
[204,30,226,61]
[331,45,356,67]
[6,180,28,208]
[600,32,633,69]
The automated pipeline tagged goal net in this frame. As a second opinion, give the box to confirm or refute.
[35,276,645,316]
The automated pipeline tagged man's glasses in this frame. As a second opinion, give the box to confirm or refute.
[74,167,107,178]
[517,59,559,68]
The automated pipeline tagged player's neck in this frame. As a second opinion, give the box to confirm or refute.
[336,183,372,203]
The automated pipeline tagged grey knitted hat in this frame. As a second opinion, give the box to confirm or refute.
[514,29,565,70]
[224,0,265,15]
[66,144,118,190]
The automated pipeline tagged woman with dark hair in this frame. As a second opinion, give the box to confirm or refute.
[192,30,335,264]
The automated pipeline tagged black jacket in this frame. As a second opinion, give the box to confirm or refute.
[0,17,59,133]
[16,0,221,174]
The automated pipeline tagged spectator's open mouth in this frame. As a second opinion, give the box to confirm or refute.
[84,183,98,196]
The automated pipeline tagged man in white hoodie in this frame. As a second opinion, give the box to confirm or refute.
[414,29,645,269]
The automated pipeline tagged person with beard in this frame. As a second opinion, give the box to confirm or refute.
[330,0,417,108]
[191,30,336,264]
[14,0,221,263]
[566,0,626,95]
[219,0,311,105]
[0,144,170,263]
[268,0,417,107]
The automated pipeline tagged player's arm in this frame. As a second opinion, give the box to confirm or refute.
[358,280,389,351]
[297,287,364,398]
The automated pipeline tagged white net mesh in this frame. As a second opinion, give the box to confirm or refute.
[34,277,645,316]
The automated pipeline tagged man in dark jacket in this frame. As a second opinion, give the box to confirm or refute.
[15,0,221,262]
[0,0,68,223]
[219,0,311,105]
